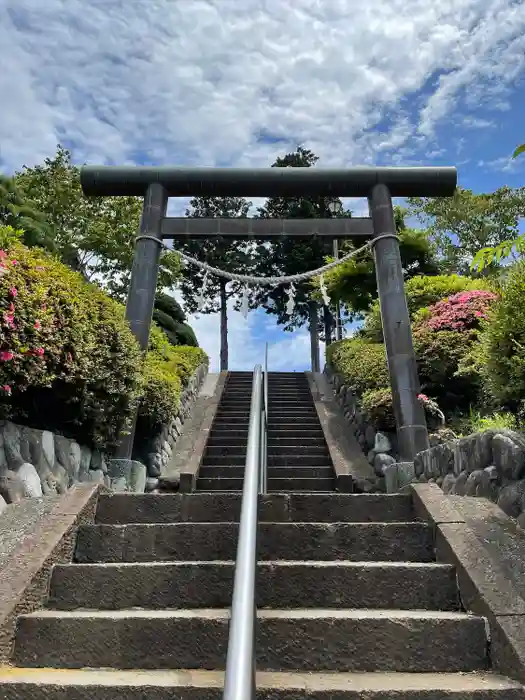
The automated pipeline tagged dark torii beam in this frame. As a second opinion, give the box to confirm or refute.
[160,217,375,239]
[80,165,456,198]
[80,165,457,465]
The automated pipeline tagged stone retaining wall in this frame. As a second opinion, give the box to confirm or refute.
[0,363,208,509]
[414,429,525,527]
[323,366,399,489]
[324,366,525,518]
[134,362,208,489]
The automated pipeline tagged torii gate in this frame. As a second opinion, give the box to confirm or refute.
[80,165,457,465]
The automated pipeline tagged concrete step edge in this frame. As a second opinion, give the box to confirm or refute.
[0,668,519,694]
[20,608,482,621]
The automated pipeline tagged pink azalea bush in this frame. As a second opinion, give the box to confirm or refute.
[417,290,498,332]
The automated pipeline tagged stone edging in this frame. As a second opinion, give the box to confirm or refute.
[0,483,103,663]
[411,482,525,684]
[140,362,209,485]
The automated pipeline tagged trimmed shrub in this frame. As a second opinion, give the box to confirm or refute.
[0,231,208,449]
[414,290,498,332]
[138,326,207,430]
[327,338,388,394]
[361,388,395,431]
[481,260,525,411]
[363,274,494,342]
[0,237,143,448]
[413,328,480,413]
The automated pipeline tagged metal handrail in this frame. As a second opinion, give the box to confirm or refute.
[260,343,268,494]
[222,364,263,700]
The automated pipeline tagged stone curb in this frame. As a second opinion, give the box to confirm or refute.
[180,371,228,493]
[306,372,377,493]
[0,483,104,663]
[411,482,525,683]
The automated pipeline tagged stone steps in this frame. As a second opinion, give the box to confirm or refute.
[3,486,523,699]
[48,560,459,611]
[13,608,487,672]
[196,476,336,492]
[74,522,435,563]
[94,493,416,524]
[199,371,335,492]
[198,465,334,479]
[1,669,522,700]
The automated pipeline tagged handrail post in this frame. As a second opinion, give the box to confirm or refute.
[223,365,263,700]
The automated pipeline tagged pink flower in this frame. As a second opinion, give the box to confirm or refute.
[0,251,6,260]
[418,393,429,402]
[34,320,41,330]
[11,260,17,266]
[35,347,44,356]
[4,313,15,329]
[0,351,14,361]
[8,287,17,298]
[1,385,11,395]
[41,304,47,312]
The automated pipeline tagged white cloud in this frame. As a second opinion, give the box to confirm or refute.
[2,0,525,369]
[1,0,525,175]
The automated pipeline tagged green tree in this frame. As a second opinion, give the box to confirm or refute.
[0,174,55,252]
[14,145,181,298]
[323,206,439,318]
[153,293,199,347]
[253,147,348,367]
[179,196,255,370]
[408,186,525,275]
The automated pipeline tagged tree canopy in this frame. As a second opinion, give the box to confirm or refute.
[14,145,181,299]
[0,174,55,253]
[321,206,439,318]
[407,186,525,275]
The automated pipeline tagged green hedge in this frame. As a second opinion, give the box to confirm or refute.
[0,229,208,449]
[363,274,494,342]
[326,338,388,394]
[481,261,525,414]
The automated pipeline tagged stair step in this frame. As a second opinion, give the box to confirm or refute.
[95,493,415,525]
[200,454,331,467]
[204,445,329,457]
[75,522,434,563]
[198,477,335,491]
[206,435,326,447]
[208,426,325,438]
[199,466,334,479]
[0,669,521,700]
[13,609,487,672]
[49,561,459,611]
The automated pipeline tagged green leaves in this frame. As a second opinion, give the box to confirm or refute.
[408,186,525,275]
[513,144,525,159]
[14,144,181,299]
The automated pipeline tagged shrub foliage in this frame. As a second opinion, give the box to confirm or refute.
[0,229,208,449]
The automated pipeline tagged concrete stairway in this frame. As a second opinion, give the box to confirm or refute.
[2,491,524,699]
[198,371,335,492]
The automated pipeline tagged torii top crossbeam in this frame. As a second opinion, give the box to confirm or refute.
[80,165,457,198]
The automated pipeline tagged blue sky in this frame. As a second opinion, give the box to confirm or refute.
[1,0,525,371]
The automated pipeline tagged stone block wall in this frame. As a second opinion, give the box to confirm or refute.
[133,362,208,489]
[325,366,525,521]
[324,366,399,490]
[0,421,109,511]
[414,429,525,526]
[0,362,208,509]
